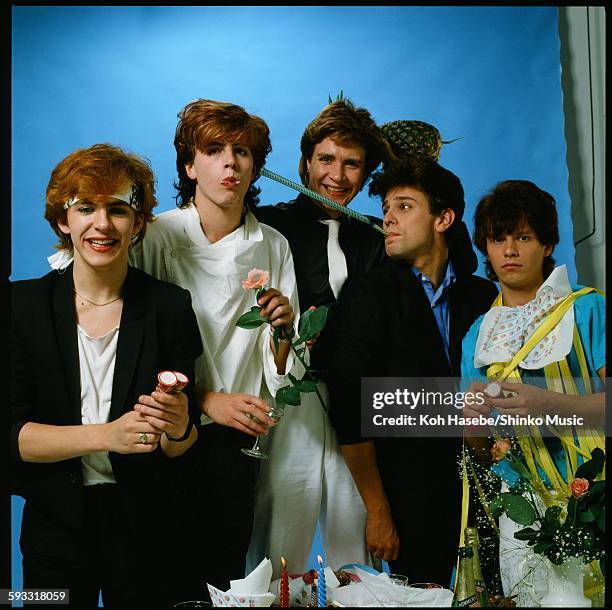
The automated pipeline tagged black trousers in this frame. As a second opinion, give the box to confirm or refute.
[180,424,259,600]
[378,438,462,587]
[21,484,175,608]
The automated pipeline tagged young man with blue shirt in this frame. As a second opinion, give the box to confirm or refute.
[327,157,497,584]
[460,179,605,604]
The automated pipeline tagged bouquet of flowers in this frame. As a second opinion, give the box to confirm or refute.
[487,439,605,570]
[236,268,329,410]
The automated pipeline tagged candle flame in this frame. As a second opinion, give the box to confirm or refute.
[317,554,323,566]
[281,556,286,569]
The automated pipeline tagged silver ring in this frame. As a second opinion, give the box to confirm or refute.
[139,433,148,444]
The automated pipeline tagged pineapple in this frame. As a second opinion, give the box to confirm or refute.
[380,120,458,162]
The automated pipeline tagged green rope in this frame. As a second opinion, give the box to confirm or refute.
[260,167,387,235]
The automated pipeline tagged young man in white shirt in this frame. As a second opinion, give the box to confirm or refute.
[131,99,299,593]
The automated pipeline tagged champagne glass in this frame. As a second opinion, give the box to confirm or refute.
[241,405,285,459]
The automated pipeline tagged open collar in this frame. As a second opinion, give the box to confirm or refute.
[52,265,147,423]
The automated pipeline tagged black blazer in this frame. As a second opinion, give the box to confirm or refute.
[11,265,203,533]
[328,258,498,443]
[327,258,497,543]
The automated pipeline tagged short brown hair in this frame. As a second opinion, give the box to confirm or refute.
[298,99,387,189]
[45,143,157,250]
[369,156,465,245]
[473,180,559,281]
[173,99,272,209]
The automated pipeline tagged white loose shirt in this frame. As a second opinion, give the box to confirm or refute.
[77,325,119,485]
[130,206,300,422]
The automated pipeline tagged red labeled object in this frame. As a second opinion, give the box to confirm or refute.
[157,370,178,393]
[173,371,189,392]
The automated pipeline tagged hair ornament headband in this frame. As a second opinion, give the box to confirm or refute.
[63,183,141,211]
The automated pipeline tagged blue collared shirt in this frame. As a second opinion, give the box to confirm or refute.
[411,261,456,359]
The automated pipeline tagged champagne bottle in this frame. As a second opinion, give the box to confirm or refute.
[452,546,481,607]
[465,527,488,607]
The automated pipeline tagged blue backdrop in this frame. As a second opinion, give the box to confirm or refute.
[11,3,573,595]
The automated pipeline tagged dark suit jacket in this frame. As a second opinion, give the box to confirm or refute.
[11,265,203,538]
[254,195,387,372]
[328,258,497,545]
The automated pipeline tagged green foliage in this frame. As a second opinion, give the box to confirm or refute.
[575,447,605,480]
[328,90,346,104]
[236,290,329,412]
[236,306,269,329]
[489,492,537,526]
[296,306,329,345]
[490,444,606,565]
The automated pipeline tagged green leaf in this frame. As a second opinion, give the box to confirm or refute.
[488,496,505,519]
[596,507,605,532]
[513,527,538,541]
[587,480,605,500]
[276,385,301,406]
[579,509,597,523]
[236,306,269,329]
[296,379,318,393]
[275,384,291,409]
[544,505,562,527]
[503,493,538,526]
[533,540,556,554]
[297,306,329,341]
[575,447,605,480]
[600,557,605,574]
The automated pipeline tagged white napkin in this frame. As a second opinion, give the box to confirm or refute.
[329,567,453,607]
[229,557,273,595]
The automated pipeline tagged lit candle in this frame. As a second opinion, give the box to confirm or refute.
[317,555,327,607]
[280,556,289,608]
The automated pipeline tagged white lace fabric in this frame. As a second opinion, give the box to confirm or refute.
[473,266,574,370]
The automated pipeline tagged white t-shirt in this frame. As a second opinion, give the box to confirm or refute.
[77,324,119,485]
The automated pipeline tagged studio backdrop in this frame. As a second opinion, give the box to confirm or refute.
[11,3,574,590]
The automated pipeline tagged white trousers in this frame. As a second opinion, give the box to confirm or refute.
[246,382,371,579]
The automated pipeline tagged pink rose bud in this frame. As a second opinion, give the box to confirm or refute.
[490,437,512,462]
[570,477,589,499]
[242,268,270,290]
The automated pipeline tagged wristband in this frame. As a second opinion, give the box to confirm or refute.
[165,421,194,443]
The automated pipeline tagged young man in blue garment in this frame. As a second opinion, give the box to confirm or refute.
[326,156,497,585]
[460,179,605,604]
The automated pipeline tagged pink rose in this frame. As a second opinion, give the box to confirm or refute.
[242,268,270,290]
[570,478,589,499]
[490,437,512,462]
